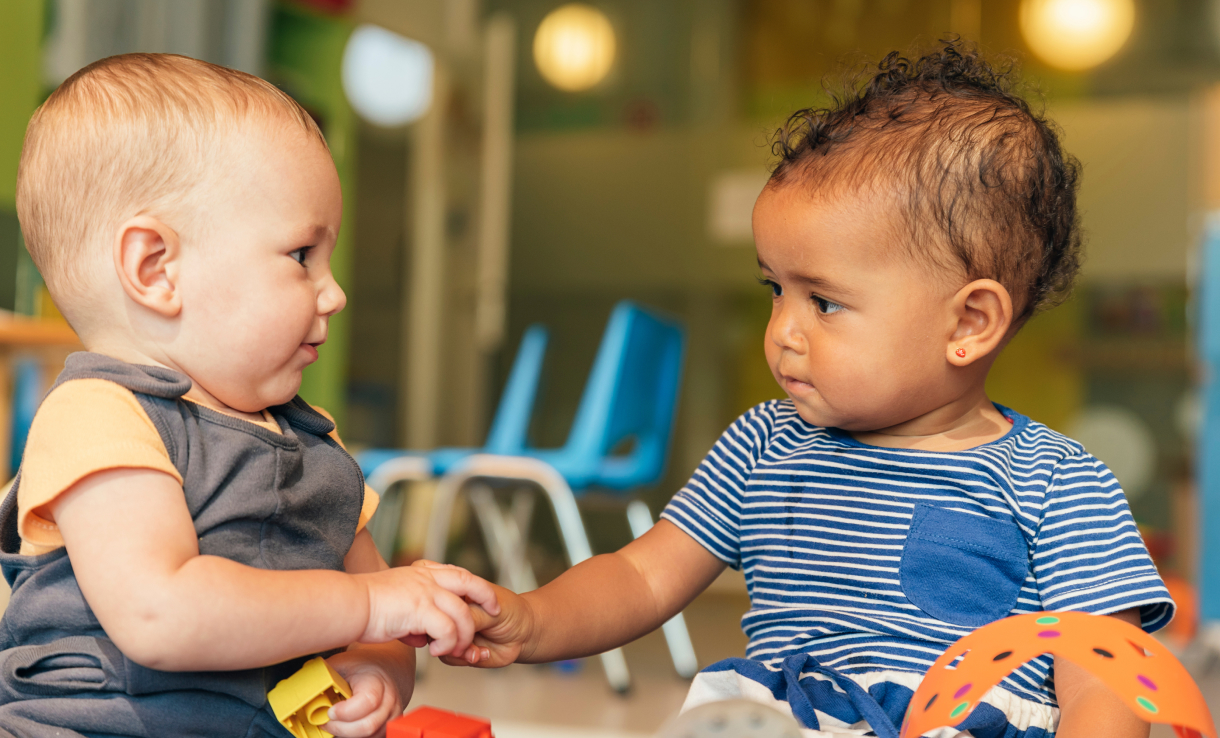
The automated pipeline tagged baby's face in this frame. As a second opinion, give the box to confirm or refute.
[169,122,345,413]
[752,183,962,432]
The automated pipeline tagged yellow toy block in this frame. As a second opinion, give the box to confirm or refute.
[268,656,353,738]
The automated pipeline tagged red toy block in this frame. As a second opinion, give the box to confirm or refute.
[387,707,493,738]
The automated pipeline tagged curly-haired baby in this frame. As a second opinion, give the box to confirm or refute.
[452,42,1172,738]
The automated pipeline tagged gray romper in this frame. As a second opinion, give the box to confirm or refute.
[0,353,366,737]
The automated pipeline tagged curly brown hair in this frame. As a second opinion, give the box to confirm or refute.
[769,39,1082,321]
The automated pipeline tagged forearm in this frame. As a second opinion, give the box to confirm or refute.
[475,521,723,666]
[517,551,676,663]
[1053,609,1148,738]
[111,555,373,672]
[1054,684,1148,738]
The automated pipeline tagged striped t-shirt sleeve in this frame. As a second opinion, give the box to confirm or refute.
[661,401,778,569]
[1032,453,1174,632]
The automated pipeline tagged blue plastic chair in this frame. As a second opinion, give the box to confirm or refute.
[356,325,549,560]
[422,301,694,691]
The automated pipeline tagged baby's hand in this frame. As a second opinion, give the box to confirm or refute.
[358,561,499,658]
[321,650,405,738]
[439,582,534,669]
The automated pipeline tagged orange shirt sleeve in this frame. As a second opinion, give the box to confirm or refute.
[18,378,183,555]
[311,405,380,533]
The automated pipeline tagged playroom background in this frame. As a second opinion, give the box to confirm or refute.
[0,1,1216,736]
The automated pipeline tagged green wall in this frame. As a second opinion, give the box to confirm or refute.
[0,1,43,210]
[269,2,355,428]
[0,1,44,314]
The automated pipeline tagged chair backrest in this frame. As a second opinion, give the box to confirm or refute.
[559,301,685,490]
[484,324,549,454]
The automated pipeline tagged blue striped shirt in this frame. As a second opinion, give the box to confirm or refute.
[662,400,1174,707]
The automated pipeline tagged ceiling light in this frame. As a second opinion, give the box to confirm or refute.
[533,4,615,92]
[1019,0,1135,71]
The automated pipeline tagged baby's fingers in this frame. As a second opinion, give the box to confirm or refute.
[327,688,378,724]
[429,567,500,616]
[324,691,383,738]
[428,590,476,657]
[416,603,460,656]
[470,603,497,632]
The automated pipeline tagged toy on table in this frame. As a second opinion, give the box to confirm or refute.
[387,706,494,738]
[899,611,1216,738]
[267,656,352,738]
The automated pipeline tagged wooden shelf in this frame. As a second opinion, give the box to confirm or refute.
[0,318,80,347]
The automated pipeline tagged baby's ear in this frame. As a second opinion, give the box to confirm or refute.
[114,216,182,318]
[947,278,1014,367]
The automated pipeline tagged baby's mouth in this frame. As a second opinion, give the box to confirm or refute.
[780,373,815,394]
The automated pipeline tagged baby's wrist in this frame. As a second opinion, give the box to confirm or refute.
[516,591,544,663]
[349,572,379,642]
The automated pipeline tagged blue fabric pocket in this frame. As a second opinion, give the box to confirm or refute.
[898,504,1028,627]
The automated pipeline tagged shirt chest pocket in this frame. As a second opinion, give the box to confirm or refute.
[898,504,1029,628]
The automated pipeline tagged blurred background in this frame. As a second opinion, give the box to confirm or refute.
[0,0,1217,735]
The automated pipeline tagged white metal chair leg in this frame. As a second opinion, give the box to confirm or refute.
[424,455,633,693]
[626,500,699,678]
[467,484,539,593]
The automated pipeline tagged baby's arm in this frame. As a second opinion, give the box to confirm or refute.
[51,467,497,672]
[455,519,725,667]
[1052,608,1149,738]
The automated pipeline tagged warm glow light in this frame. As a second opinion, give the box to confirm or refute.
[1019,0,1135,71]
[533,4,616,92]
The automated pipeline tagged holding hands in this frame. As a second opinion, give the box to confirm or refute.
[322,560,501,737]
[357,559,501,658]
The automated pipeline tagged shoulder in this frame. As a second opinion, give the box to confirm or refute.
[1001,409,1090,463]
[34,377,157,435]
[20,378,181,552]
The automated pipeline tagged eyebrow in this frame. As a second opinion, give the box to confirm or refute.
[297,224,333,243]
[757,257,854,297]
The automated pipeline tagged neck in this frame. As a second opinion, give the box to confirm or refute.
[850,387,1011,452]
[80,337,268,425]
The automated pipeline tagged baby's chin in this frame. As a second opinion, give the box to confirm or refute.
[787,397,841,429]
[788,398,885,433]
[220,382,302,414]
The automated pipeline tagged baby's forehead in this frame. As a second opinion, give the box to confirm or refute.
[756,177,968,286]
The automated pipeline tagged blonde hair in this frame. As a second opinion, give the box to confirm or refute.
[16,53,326,308]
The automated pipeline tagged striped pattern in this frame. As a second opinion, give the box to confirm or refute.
[662,400,1173,707]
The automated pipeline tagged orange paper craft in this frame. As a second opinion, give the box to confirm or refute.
[900,611,1215,738]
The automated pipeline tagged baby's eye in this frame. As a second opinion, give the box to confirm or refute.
[813,296,844,314]
[290,247,313,266]
[756,276,782,297]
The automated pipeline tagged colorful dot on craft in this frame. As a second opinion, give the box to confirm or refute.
[1035,616,1060,625]
[1037,630,1060,638]
[953,684,972,699]
[924,694,938,711]
[1135,697,1159,714]
[1092,648,1114,658]
[1137,675,1158,691]
[949,702,971,719]
[991,650,1012,661]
